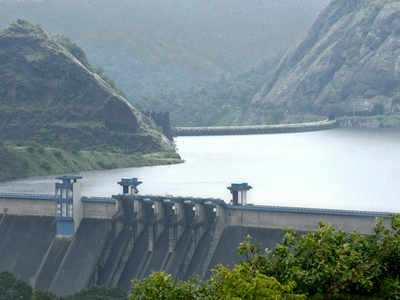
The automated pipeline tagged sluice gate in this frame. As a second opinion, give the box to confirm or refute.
[0,177,391,296]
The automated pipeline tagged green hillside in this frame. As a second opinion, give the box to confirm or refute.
[0,20,180,181]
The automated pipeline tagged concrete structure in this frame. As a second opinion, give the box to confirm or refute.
[0,178,393,296]
[118,178,142,195]
[228,183,252,205]
[55,176,82,237]
[175,120,337,136]
[0,193,56,216]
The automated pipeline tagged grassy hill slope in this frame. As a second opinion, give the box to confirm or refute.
[0,20,180,181]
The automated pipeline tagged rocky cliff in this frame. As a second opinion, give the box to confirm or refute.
[0,20,173,152]
[251,0,400,122]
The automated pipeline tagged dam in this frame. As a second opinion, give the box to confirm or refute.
[175,120,337,136]
[0,176,391,296]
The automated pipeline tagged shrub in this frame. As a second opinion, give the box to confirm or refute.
[238,215,400,298]
[0,271,32,300]
[39,161,51,171]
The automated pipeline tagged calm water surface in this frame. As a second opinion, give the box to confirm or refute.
[1,129,400,212]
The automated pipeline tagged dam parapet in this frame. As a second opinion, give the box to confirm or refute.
[0,178,390,235]
[0,177,393,295]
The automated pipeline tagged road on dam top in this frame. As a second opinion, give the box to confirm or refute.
[1,128,400,213]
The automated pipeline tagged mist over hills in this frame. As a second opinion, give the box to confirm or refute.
[0,0,330,99]
[249,0,400,125]
[0,20,180,181]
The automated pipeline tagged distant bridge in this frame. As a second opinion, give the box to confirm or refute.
[175,120,337,136]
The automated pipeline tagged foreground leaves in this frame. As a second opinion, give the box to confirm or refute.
[130,265,304,300]
[238,216,400,298]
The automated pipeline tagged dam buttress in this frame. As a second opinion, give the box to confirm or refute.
[0,177,390,296]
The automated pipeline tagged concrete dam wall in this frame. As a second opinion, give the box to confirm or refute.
[175,120,337,136]
[0,178,391,296]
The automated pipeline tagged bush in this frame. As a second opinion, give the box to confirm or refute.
[130,266,304,299]
[64,286,127,300]
[39,161,51,171]
[238,215,400,298]
[32,289,57,300]
[0,271,32,300]
[27,146,35,153]
[54,151,63,159]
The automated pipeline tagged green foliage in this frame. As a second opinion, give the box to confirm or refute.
[238,216,400,298]
[0,143,181,182]
[0,20,175,163]
[0,273,124,300]
[130,272,205,300]
[208,263,304,300]
[64,286,127,300]
[0,271,32,300]
[32,289,57,300]
[130,266,304,299]
[137,58,279,127]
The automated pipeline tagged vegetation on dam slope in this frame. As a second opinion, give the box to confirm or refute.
[2,216,399,299]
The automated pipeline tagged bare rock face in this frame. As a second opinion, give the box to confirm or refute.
[251,0,400,118]
[0,20,173,152]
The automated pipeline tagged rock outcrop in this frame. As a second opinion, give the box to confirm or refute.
[251,0,400,119]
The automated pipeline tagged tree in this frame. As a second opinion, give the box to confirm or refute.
[0,271,32,300]
[32,289,57,300]
[129,265,304,299]
[64,286,127,300]
[130,272,204,300]
[238,216,400,298]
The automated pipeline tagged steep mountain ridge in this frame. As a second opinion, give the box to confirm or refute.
[0,20,180,181]
[0,0,330,98]
[0,20,170,151]
[250,0,400,123]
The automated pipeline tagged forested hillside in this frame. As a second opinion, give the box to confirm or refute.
[0,0,330,100]
[138,58,279,126]
[0,20,180,181]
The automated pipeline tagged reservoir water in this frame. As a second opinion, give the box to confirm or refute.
[1,128,400,212]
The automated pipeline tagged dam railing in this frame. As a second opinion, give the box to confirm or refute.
[0,193,58,201]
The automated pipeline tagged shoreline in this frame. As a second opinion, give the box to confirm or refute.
[0,147,183,183]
